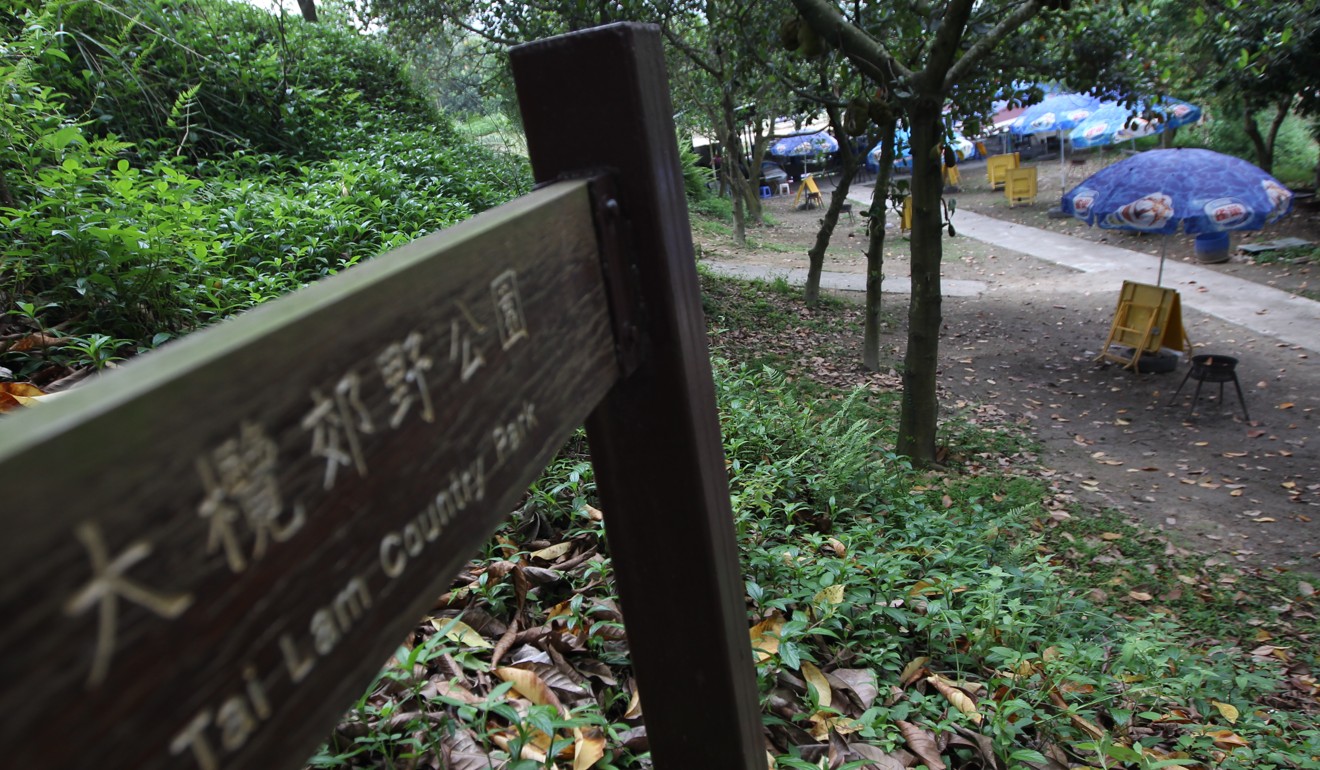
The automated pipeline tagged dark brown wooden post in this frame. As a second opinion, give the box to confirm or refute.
[512,23,767,770]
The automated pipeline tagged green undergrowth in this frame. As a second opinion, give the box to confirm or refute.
[314,276,1318,769]
[1,1,530,378]
[1045,504,1320,663]
[1248,244,1320,268]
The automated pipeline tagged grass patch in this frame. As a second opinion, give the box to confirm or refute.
[692,195,734,221]
[1248,244,1320,267]
[693,216,734,238]
[747,237,797,254]
[1045,505,1320,650]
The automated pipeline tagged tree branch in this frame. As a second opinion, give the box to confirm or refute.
[443,13,521,47]
[659,25,719,78]
[944,0,1043,91]
[789,0,914,85]
[925,0,975,83]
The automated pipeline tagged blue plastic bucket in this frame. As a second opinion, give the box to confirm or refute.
[1194,231,1231,263]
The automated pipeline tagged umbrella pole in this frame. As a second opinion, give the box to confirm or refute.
[1059,129,1068,196]
[1158,235,1167,286]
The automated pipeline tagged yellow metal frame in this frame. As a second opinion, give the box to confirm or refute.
[1097,281,1193,370]
[943,164,962,189]
[986,152,1019,190]
[793,175,824,208]
[1004,166,1037,207]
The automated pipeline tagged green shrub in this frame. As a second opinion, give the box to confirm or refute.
[678,136,714,202]
[34,0,438,163]
[1,4,530,375]
[691,194,733,221]
[1178,102,1318,184]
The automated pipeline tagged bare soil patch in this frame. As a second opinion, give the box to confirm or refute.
[695,167,1320,577]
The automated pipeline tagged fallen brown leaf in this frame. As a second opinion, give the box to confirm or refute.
[896,720,945,770]
[926,674,982,725]
[0,382,46,413]
[750,614,785,663]
[802,661,832,709]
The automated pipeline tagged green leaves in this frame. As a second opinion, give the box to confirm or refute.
[38,125,83,151]
[3,3,530,377]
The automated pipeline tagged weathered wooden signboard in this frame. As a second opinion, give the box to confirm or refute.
[0,22,765,770]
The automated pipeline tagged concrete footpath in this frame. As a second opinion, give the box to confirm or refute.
[700,262,987,298]
[949,209,1320,355]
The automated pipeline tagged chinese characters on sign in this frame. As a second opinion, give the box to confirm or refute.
[63,270,533,716]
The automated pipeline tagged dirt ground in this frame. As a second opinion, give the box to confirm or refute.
[696,158,1320,577]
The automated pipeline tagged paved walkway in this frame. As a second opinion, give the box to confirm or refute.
[700,262,987,298]
[949,209,1320,355]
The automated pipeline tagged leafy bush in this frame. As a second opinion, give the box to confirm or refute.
[678,136,714,202]
[33,0,438,163]
[1177,102,1318,184]
[1,3,530,377]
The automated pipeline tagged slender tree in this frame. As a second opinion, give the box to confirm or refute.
[790,0,1049,463]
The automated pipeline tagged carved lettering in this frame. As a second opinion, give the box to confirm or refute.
[172,666,273,768]
[376,456,486,582]
[377,331,435,429]
[196,421,305,574]
[310,609,340,656]
[402,521,424,557]
[494,401,539,462]
[449,303,488,383]
[491,269,529,350]
[63,522,195,688]
[243,665,272,721]
[216,695,258,752]
[170,710,218,770]
[280,632,315,684]
[380,533,406,579]
[333,576,372,631]
[302,372,375,490]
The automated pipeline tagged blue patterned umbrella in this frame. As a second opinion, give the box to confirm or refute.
[1068,98,1203,149]
[1009,93,1102,135]
[1151,97,1202,129]
[864,129,973,172]
[1062,148,1293,283]
[769,131,839,157]
[1068,102,1162,149]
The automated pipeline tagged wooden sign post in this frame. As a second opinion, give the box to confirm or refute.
[513,23,765,770]
[0,22,764,770]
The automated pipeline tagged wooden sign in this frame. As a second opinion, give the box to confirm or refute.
[0,180,621,769]
[0,22,766,770]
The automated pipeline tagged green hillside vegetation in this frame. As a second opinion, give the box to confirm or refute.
[1,0,528,377]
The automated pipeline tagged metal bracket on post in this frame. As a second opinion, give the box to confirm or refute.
[587,173,644,377]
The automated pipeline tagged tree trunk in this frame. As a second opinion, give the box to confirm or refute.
[1243,98,1290,175]
[805,107,862,307]
[861,120,896,370]
[743,122,769,224]
[719,99,748,245]
[895,100,944,464]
